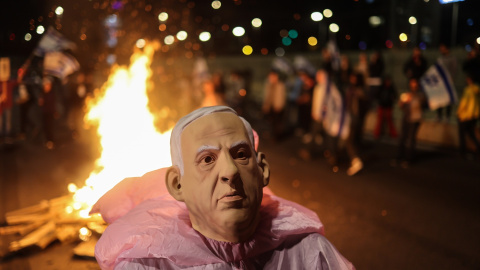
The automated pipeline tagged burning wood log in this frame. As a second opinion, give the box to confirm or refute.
[1,195,107,257]
[9,221,56,252]
[0,220,46,236]
[73,235,99,258]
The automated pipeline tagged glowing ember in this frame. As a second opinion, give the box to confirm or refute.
[70,43,172,215]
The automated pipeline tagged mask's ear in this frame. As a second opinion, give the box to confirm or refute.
[166,166,184,201]
[257,152,270,187]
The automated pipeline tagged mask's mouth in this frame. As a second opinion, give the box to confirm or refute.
[220,190,245,202]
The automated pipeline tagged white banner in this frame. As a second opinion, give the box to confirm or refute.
[420,63,457,110]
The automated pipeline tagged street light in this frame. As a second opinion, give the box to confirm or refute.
[232,26,245,37]
[408,16,417,25]
[323,9,333,18]
[329,23,339,33]
[199,32,211,42]
[55,6,64,16]
[251,18,262,28]
[311,12,323,22]
[409,16,418,46]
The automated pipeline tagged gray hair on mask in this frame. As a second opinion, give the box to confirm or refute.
[170,106,255,175]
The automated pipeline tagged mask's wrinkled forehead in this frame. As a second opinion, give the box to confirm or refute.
[170,106,255,175]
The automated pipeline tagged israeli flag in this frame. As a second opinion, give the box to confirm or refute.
[312,75,350,139]
[420,63,457,110]
[44,52,80,79]
[34,27,77,56]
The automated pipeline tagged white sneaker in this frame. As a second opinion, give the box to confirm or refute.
[347,158,363,176]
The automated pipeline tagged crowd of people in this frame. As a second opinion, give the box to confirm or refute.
[260,45,480,175]
[2,45,479,168]
[0,56,91,149]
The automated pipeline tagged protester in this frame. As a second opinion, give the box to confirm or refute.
[436,44,458,121]
[367,50,385,101]
[456,74,480,159]
[19,57,44,140]
[38,76,57,149]
[338,54,353,94]
[211,71,226,101]
[200,77,225,107]
[262,69,286,141]
[296,69,316,143]
[225,70,247,115]
[0,76,17,142]
[403,47,428,81]
[66,72,88,139]
[344,72,365,175]
[395,78,426,167]
[355,52,369,84]
[94,106,355,269]
[462,48,480,84]
[374,75,398,139]
[311,70,352,174]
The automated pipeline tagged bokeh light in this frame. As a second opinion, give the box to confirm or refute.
[164,35,174,45]
[288,29,298,39]
[409,16,417,25]
[251,18,262,28]
[232,26,245,37]
[55,6,64,16]
[136,39,146,48]
[199,31,211,42]
[419,42,427,50]
[467,18,473,26]
[399,33,408,42]
[358,41,367,50]
[211,0,221,9]
[369,16,381,27]
[176,30,188,41]
[242,45,253,55]
[323,9,333,18]
[24,33,32,41]
[279,29,289,38]
[282,37,292,46]
[261,48,268,55]
[477,37,480,45]
[158,12,168,22]
[385,40,393,48]
[36,25,45,34]
[311,12,323,22]
[308,36,318,46]
[275,47,285,57]
[329,23,339,33]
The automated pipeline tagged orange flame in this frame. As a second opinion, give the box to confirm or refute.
[69,43,172,217]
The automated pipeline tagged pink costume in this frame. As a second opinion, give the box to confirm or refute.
[94,171,354,270]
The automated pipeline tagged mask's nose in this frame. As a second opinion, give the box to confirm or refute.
[218,152,239,183]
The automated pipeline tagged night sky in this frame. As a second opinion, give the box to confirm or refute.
[1,0,479,69]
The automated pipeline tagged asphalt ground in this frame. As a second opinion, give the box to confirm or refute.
[0,117,479,270]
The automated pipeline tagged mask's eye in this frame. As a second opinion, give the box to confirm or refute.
[232,146,251,165]
[203,155,215,164]
[236,149,247,160]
